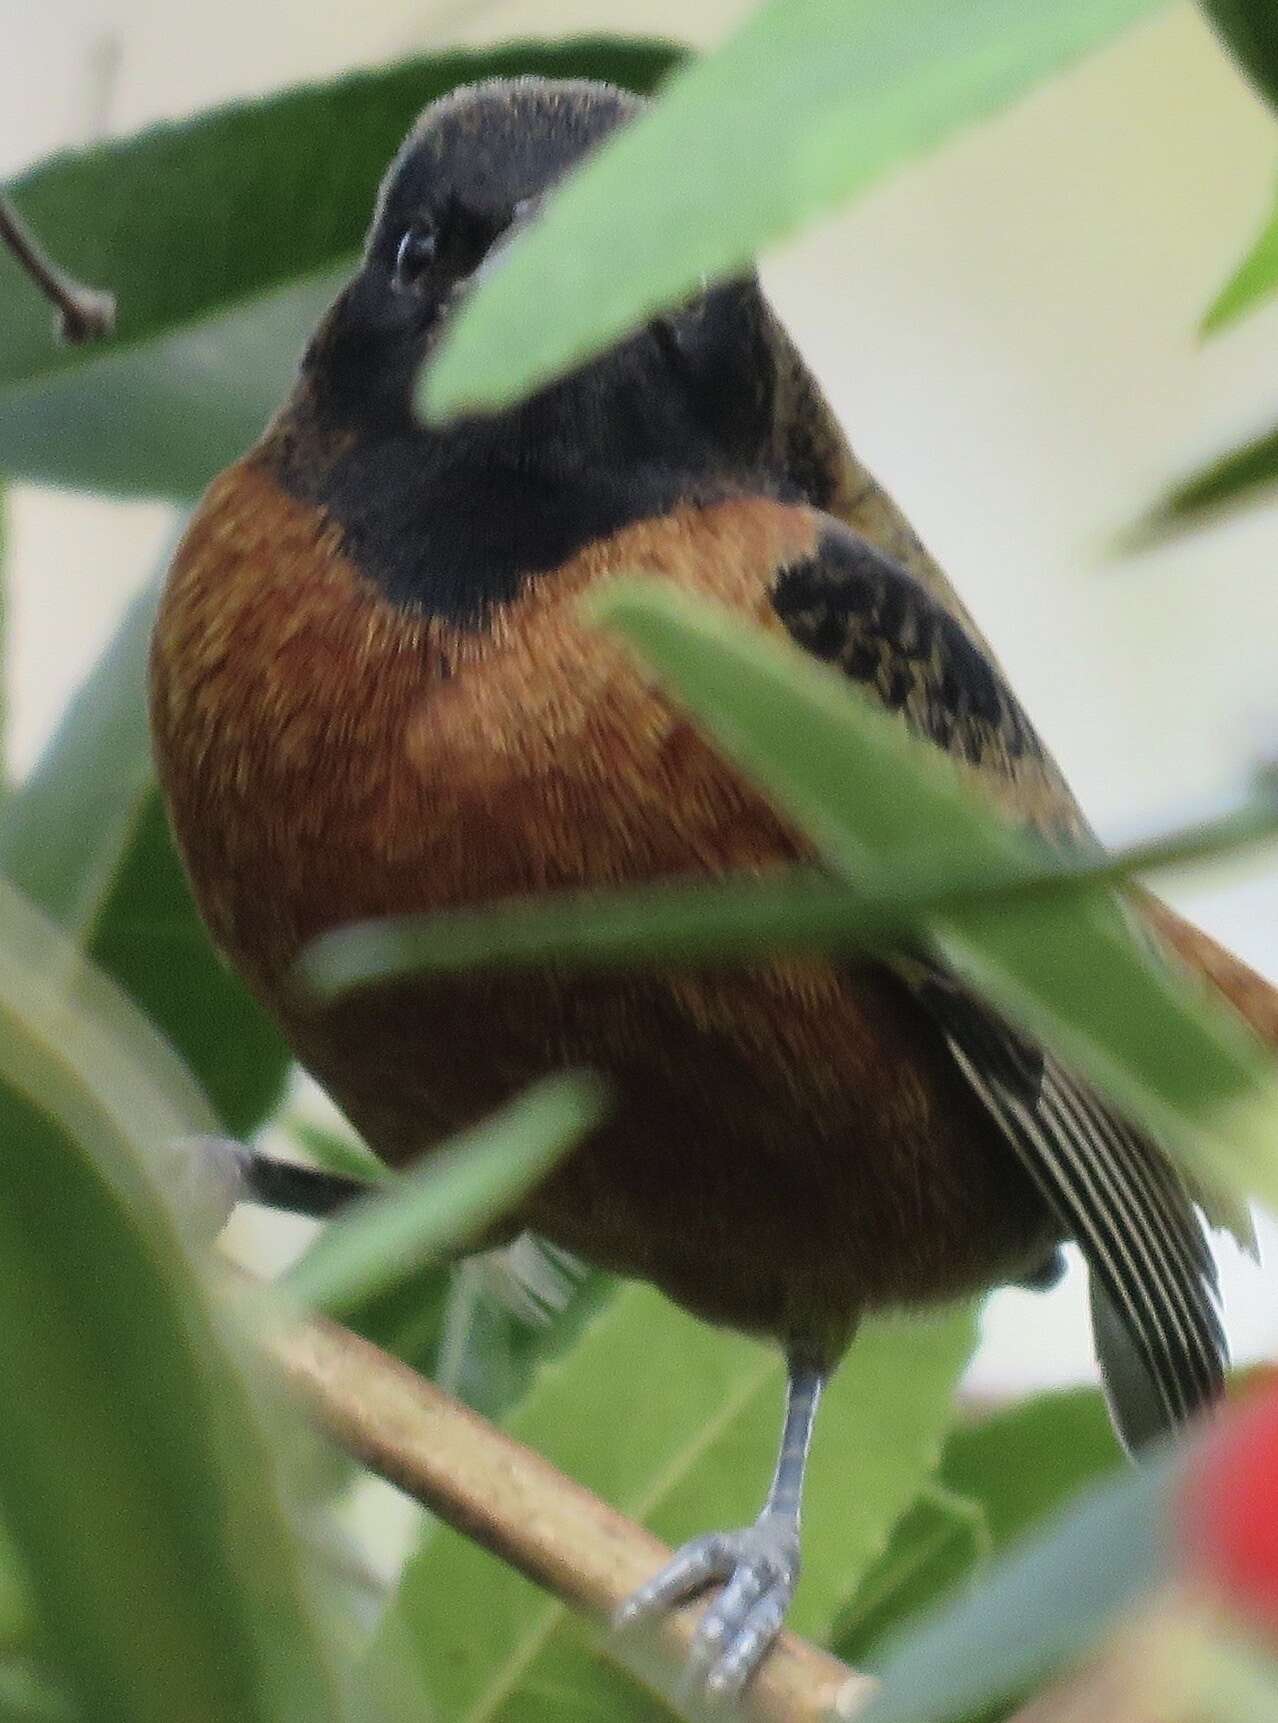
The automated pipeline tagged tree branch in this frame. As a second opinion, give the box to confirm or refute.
[0,195,115,344]
[263,1302,1184,1721]
[267,1307,874,1722]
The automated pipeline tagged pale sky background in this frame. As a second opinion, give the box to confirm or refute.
[3,0,1278,1406]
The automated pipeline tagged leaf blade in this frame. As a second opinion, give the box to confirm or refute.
[283,1074,607,1315]
[0,876,347,1723]
[589,578,1278,1213]
[424,0,1165,417]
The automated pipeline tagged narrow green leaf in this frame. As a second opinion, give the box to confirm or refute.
[296,788,1278,998]
[0,574,158,933]
[87,790,289,1134]
[860,1456,1174,1723]
[376,1289,975,1719]
[590,579,1278,1212]
[0,484,8,794]
[1203,177,1278,333]
[1202,1,1278,113]
[1129,419,1278,545]
[424,0,1164,417]
[283,1074,606,1315]
[0,41,680,499]
[0,877,346,1723]
[0,569,289,1132]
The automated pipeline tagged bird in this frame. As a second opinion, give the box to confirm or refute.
[150,74,1262,1697]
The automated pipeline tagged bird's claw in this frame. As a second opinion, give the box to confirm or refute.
[614,1514,800,1702]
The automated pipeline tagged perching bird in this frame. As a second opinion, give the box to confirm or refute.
[151,76,1259,1696]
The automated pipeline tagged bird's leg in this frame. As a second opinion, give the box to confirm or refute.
[614,1356,825,1700]
[161,1134,372,1241]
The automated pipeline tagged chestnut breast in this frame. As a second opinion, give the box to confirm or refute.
[150,463,1055,1350]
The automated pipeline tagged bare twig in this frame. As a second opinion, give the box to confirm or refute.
[0,195,115,344]
[267,1307,872,1723]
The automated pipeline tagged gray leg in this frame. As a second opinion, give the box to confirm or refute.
[614,1358,825,1700]
[161,1135,370,1241]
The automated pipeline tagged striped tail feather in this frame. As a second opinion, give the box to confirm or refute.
[912,973,1225,1453]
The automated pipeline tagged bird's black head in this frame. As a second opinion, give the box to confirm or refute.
[266,77,796,625]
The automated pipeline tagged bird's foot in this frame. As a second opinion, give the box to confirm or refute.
[614,1512,800,1702]
[159,1133,252,1241]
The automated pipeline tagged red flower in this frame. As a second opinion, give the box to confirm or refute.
[1181,1374,1278,1632]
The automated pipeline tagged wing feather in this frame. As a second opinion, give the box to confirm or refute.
[773,523,1227,1444]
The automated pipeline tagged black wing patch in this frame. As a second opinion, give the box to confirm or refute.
[771,526,1226,1447]
[772,529,1040,773]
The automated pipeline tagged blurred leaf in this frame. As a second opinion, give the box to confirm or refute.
[836,1388,1123,1668]
[0,484,7,793]
[943,1389,1124,1547]
[376,1290,975,1718]
[833,1484,990,1669]
[0,572,289,1132]
[1191,1632,1278,1720]
[0,1662,75,1722]
[424,0,1163,417]
[290,1119,384,1183]
[298,786,1278,996]
[87,790,289,1133]
[860,1455,1174,1723]
[1129,419,1278,545]
[0,40,680,499]
[0,877,347,1723]
[290,1117,616,1409]
[1203,177,1278,333]
[0,575,157,934]
[283,1074,606,1315]
[1202,1,1278,112]
[589,579,1278,1213]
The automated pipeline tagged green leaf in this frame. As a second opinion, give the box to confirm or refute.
[296,787,1278,997]
[0,483,8,793]
[836,1388,1123,1669]
[589,578,1278,1214]
[860,1455,1173,1723]
[1202,1,1278,112]
[1203,177,1278,333]
[283,1074,606,1315]
[87,790,289,1133]
[0,571,289,1132]
[833,1484,990,1670]
[0,574,157,934]
[943,1389,1124,1549]
[0,40,681,500]
[0,876,347,1723]
[376,1289,975,1719]
[1129,418,1278,545]
[424,0,1164,418]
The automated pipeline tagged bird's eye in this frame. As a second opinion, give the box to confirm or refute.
[393,220,439,290]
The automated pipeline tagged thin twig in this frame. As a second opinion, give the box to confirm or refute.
[0,195,115,344]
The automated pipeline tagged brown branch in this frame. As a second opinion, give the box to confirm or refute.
[267,1308,874,1722]
[263,1302,1191,1722]
[0,195,115,344]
